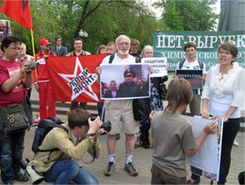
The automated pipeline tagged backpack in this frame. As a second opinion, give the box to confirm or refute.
[179,59,204,69]
[31,117,68,153]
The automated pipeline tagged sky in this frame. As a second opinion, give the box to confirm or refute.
[141,0,221,19]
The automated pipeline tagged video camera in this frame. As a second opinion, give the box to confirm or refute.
[27,61,39,70]
[90,116,111,134]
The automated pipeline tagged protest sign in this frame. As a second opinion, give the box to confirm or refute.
[100,63,150,100]
[153,30,245,71]
[141,57,168,77]
[176,70,203,89]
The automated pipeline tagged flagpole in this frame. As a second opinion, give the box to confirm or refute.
[30,29,35,58]
[30,28,38,78]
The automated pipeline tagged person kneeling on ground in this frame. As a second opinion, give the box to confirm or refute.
[149,78,217,184]
[31,109,102,184]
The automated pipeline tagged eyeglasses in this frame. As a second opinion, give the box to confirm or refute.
[118,42,130,46]
[126,75,133,77]
[9,47,21,51]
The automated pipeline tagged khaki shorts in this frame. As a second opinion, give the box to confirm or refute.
[104,100,139,135]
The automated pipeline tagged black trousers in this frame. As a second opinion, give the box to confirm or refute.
[218,118,240,184]
[140,119,151,148]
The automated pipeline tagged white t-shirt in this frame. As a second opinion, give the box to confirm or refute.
[101,53,136,110]
[176,59,207,74]
[176,59,206,95]
[102,53,135,64]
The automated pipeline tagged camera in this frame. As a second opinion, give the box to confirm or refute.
[27,61,39,70]
[90,116,111,133]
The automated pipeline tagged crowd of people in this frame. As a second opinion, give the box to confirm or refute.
[0,33,244,185]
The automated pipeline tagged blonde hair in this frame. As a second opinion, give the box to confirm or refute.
[131,39,140,45]
[96,45,107,54]
[141,45,153,57]
[165,78,193,113]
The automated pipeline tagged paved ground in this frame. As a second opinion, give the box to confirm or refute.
[22,125,244,185]
[1,73,244,184]
[14,89,245,185]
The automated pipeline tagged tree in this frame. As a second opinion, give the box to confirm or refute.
[0,0,162,54]
[154,0,218,31]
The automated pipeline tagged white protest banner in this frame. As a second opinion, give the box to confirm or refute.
[141,57,168,77]
[184,116,223,182]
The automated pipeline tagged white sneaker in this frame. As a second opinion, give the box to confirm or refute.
[233,139,239,147]
[33,115,40,124]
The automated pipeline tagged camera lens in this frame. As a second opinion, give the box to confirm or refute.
[100,121,111,133]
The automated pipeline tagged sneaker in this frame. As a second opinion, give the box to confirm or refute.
[233,139,239,147]
[124,162,138,177]
[33,115,40,124]
[14,172,29,182]
[104,162,115,176]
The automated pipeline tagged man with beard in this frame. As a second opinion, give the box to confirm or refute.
[96,35,139,177]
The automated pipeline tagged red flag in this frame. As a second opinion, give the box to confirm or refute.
[1,0,33,30]
[47,55,107,102]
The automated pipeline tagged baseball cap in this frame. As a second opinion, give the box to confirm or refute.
[39,38,50,46]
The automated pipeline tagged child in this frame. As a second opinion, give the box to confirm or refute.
[149,78,217,184]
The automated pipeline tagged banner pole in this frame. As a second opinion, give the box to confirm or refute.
[30,29,35,58]
[30,28,38,79]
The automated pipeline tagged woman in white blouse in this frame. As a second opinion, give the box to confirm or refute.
[202,42,245,184]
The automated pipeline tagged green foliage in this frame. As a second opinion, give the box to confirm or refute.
[156,0,218,31]
[1,0,162,54]
[162,1,184,31]
[0,0,219,54]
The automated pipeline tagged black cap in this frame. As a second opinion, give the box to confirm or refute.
[124,69,136,78]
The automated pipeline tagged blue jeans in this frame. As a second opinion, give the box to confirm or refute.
[0,130,26,183]
[44,160,99,185]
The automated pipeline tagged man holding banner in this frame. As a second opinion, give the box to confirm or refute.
[67,38,91,111]
[96,35,139,177]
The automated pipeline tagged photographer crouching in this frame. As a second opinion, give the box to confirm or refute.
[30,109,104,184]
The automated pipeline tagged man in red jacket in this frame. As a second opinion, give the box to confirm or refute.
[33,38,56,120]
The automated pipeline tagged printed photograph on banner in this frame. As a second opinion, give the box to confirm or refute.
[185,115,224,182]
[176,69,203,89]
[100,63,150,100]
[215,117,224,182]
[141,57,168,77]
[46,55,106,102]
